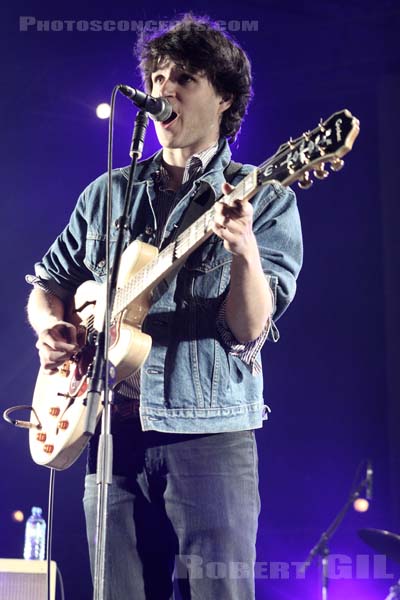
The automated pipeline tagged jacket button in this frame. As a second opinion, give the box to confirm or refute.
[97,259,106,268]
[145,225,154,236]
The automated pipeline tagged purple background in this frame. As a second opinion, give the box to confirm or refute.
[1,1,399,598]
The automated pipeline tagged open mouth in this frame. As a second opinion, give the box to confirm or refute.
[162,111,178,127]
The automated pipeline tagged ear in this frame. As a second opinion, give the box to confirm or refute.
[218,95,233,114]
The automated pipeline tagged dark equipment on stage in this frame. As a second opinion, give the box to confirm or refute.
[359,528,400,600]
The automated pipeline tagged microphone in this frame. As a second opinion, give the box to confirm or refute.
[366,461,373,501]
[118,85,173,122]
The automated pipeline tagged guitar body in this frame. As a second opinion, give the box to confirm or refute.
[29,240,158,470]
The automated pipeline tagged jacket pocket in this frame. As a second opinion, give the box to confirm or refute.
[84,232,118,279]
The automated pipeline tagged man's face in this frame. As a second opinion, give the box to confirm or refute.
[150,59,231,157]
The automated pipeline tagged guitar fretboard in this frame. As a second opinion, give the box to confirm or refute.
[112,169,259,317]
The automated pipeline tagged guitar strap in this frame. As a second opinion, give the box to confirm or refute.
[159,160,243,288]
[167,159,243,245]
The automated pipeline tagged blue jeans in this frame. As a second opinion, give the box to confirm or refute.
[83,418,260,599]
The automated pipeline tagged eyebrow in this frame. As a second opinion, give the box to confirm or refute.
[151,63,199,79]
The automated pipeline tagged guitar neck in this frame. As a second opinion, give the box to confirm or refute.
[112,168,259,317]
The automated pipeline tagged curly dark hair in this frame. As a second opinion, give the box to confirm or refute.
[135,14,253,143]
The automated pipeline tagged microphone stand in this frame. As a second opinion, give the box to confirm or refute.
[86,109,148,600]
[303,474,369,600]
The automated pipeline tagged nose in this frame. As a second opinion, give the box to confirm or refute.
[156,75,176,99]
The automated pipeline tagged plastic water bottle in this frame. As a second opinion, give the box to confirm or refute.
[23,506,46,560]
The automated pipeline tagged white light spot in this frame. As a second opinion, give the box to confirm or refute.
[96,103,111,119]
[353,498,370,513]
[12,510,24,523]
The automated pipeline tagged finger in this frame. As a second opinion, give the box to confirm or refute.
[47,348,72,362]
[214,205,240,228]
[37,336,77,352]
[214,201,230,218]
[36,337,77,353]
[214,213,231,229]
[44,369,59,375]
[42,362,66,374]
[39,346,71,364]
[42,358,65,372]
[52,322,78,345]
[39,349,71,371]
[230,199,247,217]
[225,198,253,220]
[37,337,76,364]
[222,182,234,196]
[212,222,238,242]
[211,222,226,239]
[214,209,246,232]
[216,200,252,223]
[40,355,67,372]
[38,324,78,349]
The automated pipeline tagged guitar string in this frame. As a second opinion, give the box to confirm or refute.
[111,173,253,316]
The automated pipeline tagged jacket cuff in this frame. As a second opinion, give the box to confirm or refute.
[216,298,270,375]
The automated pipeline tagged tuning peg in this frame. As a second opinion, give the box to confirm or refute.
[298,171,313,189]
[313,162,329,179]
[318,118,326,132]
[288,137,295,149]
[330,157,344,171]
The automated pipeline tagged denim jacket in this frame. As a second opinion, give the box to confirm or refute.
[33,139,303,433]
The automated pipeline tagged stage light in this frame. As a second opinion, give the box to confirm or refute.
[96,103,111,119]
[11,510,24,522]
[353,497,370,513]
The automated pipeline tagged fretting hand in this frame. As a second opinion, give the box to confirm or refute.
[212,182,258,257]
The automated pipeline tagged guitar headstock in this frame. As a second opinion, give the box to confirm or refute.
[258,109,360,190]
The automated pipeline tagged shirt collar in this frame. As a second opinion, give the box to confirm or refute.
[157,142,219,191]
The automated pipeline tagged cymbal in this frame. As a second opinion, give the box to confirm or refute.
[358,528,400,563]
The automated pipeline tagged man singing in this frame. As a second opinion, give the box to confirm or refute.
[27,14,303,599]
